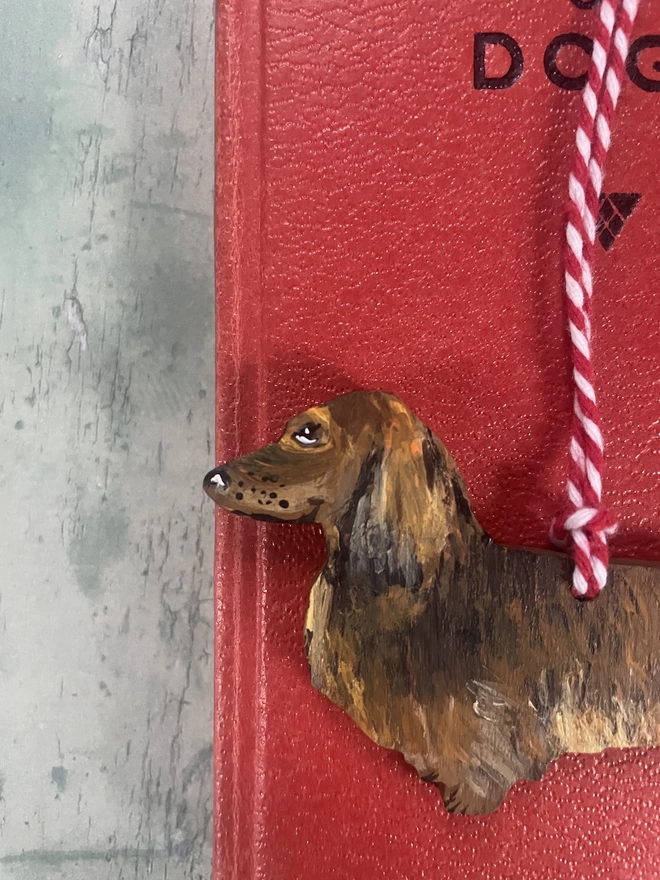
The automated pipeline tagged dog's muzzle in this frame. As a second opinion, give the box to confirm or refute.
[203,466,231,492]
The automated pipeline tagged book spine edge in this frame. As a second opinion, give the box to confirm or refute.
[214,0,265,876]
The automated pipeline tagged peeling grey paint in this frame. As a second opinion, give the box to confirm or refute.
[0,1,215,878]
[68,498,130,596]
[0,0,69,227]
[50,767,69,793]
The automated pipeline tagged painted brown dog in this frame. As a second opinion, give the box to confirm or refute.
[204,390,660,815]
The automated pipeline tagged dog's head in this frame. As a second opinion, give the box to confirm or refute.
[204,391,478,562]
[204,391,406,524]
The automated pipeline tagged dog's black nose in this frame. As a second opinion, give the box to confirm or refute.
[204,466,231,490]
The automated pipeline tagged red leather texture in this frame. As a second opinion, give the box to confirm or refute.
[215,1,660,876]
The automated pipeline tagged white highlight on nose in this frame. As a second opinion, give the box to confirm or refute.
[210,473,226,487]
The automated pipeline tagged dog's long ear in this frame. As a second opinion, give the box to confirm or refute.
[338,403,480,596]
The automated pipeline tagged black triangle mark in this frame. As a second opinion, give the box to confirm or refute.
[609,192,641,218]
[597,192,641,251]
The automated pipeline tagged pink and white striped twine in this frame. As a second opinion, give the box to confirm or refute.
[551,0,640,599]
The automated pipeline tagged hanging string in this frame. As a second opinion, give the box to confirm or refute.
[551,0,640,599]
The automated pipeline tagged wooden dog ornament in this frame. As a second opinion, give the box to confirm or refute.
[204,391,660,815]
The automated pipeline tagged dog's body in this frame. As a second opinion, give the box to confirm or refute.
[205,391,660,814]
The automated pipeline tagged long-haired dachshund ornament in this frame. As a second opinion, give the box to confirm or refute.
[204,391,660,815]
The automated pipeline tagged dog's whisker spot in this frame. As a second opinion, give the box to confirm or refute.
[279,500,289,509]
[235,492,244,500]
[269,493,277,499]
[238,481,244,488]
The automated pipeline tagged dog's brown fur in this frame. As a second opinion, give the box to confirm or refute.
[204,390,660,815]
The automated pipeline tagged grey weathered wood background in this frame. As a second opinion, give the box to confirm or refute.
[0,1,215,877]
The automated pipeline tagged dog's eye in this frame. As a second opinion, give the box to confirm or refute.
[292,423,326,447]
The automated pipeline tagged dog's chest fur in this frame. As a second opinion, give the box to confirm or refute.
[301,557,551,814]
[302,545,660,814]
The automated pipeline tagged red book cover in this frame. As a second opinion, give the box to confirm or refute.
[214,1,660,877]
